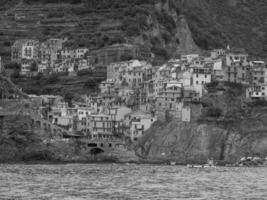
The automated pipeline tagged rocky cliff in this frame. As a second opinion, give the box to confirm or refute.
[0,114,139,163]
[136,84,267,164]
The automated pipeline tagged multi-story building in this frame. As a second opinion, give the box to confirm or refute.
[124,111,157,142]
[20,59,33,76]
[212,60,224,81]
[60,49,75,60]
[89,106,132,136]
[11,39,39,63]
[250,61,266,86]
[75,48,88,59]
[246,85,267,100]
[99,79,116,94]
[181,54,199,64]
[156,81,183,112]
[226,49,249,67]
[21,40,39,61]
[192,67,212,86]
[107,60,152,88]
[224,61,250,84]
[90,44,151,65]
[211,49,226,59]
[11,39,27,63]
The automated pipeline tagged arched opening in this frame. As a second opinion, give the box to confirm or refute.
[90,147,104,156]
[88,143,97,147]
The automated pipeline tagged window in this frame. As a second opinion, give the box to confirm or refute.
[196,81,199,85]
[205,74,207,78]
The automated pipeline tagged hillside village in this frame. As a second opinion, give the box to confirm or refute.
[1,38,267,150]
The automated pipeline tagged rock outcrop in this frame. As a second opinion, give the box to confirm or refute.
[136,85,267,164]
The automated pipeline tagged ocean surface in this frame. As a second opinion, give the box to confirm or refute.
[0,164,266,200]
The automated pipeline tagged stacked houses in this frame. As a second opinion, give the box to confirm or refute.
[10,38,92,76]
[22,44,267,143]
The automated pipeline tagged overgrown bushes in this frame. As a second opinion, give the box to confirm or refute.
[206,107,223,118]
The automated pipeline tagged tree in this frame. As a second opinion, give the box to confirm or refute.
[46,74,59,84]
[84,78,98,89]
[30,62,38,72]
[4,62,20,70]
[120,53,133,61]
[64,92,74,107]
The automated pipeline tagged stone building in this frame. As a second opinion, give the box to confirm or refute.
[224,61,250,85]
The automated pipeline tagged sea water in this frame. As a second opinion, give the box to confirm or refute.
[0,164,266,200]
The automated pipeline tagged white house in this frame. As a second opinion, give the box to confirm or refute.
[21,40,39,60]
[192,67,211,86]
[246,85,267,100]
[75,48,88,59]
[125,111,157,142]
[181,54,199,64]
[226,50,249,67]
[213,60,224,81]
[211,49,226,59]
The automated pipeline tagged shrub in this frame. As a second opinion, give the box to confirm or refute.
[77,69,92,76]
[120,53,133,61]
[47,11,64,18]
[34,72,44,80]
[152,46,170,60]
[4,62,20,70]
[11,70,20,79]
[206,107,222,118]
[46,74,59,84]
[84,78,98,89]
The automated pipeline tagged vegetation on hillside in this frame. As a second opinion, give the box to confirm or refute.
[183,0,267,57]
[0,0,266,64]
[12,72,105,97]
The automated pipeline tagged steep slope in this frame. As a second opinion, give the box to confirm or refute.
[0,0,265,62]
[136,84,267,164]
[0,0,200,64]
[182,0,267,58]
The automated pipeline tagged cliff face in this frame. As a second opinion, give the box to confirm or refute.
[0,114,139,163]
[136,120,267,164]
[136,85,267,164]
